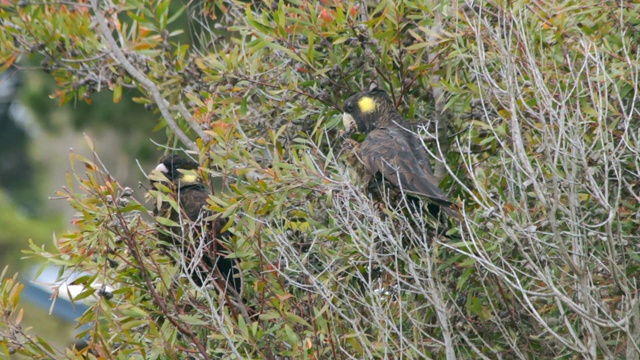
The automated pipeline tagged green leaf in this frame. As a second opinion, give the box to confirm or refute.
[178,314,208,325]
[167,4,185,25]
[122,306,149,318]
[259,310,282,321]
[285,312,311,328]
[332,35,350,45]
[156,0,170,29]
[154,216,180,227]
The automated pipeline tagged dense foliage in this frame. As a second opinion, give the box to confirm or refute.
[1,0,640,358]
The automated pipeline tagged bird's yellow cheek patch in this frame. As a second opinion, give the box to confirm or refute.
[358,96,376,113]
[179,170,199,184]
[182,174,198,183]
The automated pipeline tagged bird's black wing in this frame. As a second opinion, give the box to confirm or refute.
[178,184,210,223]
[405,128,437,179]
[360,127,453,208]
[180,186,241,292]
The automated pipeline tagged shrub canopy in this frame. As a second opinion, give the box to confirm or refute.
[1,0,640,358]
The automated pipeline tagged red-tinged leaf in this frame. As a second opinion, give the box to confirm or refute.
[349,5,359,17]
[319,8,333,22]
[1,55,16,71]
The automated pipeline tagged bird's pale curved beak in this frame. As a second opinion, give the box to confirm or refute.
[342,113,356,136]
[154,163,169,174]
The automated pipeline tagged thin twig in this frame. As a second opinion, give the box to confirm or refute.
[90,0,196,151]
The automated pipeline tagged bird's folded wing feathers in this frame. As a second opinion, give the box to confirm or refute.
[178,185,211,222]
[360,128,453,207]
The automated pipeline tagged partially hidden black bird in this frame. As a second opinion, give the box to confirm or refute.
[149,154,241,293]
[341,88,459,219]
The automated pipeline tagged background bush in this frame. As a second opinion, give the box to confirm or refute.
[1,0,639,358]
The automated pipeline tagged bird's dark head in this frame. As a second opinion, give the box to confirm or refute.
[342,88,395,135]
[150,154,200,187]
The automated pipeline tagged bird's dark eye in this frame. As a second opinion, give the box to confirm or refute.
[345,102,355,113]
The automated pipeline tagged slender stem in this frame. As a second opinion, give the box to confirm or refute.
[90,0,196,151]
